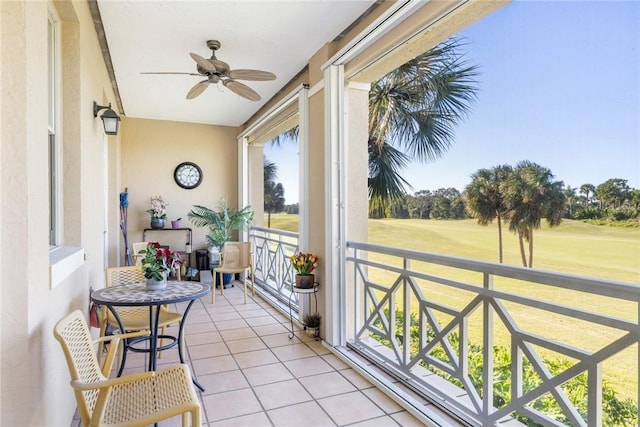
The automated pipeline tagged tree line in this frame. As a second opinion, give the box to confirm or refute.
[373,161,639,267]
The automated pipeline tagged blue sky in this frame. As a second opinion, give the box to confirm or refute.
[265,0,640,204]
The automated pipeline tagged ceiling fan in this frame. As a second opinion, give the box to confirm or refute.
[142,40,276,101]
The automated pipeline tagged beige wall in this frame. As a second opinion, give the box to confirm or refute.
[0,0,121,425]
[117,117,240,263]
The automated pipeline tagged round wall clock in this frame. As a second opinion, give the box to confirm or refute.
[174,162,203,189]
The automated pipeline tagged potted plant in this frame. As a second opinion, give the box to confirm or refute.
[188,199,254,286]
[302,313,321,338]
[147,196,168,229]
[138,241,181,290]
[290,252,318,289]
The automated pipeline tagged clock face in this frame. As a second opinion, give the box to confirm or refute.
[174,162,202,189]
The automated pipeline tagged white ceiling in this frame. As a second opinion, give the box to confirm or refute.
[97,0,378,127]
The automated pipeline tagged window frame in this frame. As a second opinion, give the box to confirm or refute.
[48,7,62,248]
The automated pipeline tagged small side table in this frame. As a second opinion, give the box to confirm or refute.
[288,283,319,340]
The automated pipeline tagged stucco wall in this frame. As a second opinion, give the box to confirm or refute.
[117,117,240,264]
[0,0,121,425]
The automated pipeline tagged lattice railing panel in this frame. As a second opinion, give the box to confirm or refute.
[250,226,299,309]
[347,241,639,426]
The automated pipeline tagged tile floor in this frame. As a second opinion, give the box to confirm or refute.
[71,283,429,426]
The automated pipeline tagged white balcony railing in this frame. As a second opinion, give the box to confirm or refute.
[250,226,300,311]
[346,241,639,426]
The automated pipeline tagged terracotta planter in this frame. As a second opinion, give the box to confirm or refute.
[295,274,315,289]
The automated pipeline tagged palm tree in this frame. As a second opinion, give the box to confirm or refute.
[267,38,478,217]
[464,165,512,263]
[264,182,285,228]
[504,161,565,268]
[564,185,577,218]
[580,183,595,206]
[263,157,285,228]
[368,37,479,215]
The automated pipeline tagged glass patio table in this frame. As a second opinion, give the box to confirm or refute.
[91,280,210,390]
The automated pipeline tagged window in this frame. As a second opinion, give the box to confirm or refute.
[48,9,60,247]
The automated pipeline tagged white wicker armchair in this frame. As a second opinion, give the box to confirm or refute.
[54,310,201,427]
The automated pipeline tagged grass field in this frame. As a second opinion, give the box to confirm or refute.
[264,214,640,399]
[266,214,639,283]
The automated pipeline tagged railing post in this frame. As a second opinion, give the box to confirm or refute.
[482,273,494,418]
[587,364,602,426]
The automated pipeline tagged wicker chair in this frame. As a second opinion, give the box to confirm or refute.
[54,310,201,427]
[213,242,254,304]
[97,266,182,364]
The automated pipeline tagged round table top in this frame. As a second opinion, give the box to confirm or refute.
[91,281,210,306]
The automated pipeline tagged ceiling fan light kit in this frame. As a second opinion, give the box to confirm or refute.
[144,39,275,102]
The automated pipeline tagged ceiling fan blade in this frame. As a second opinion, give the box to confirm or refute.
[228,69,276,81]
[210,59,230,73]
[189,53,217,73]
[223,80,261,101]
[186,79,210,99]
[141,72,201,76]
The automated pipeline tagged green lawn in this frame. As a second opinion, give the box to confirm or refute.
[264,213,640,399]
[267,214,639,283]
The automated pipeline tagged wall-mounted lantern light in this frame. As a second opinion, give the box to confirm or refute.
[93,101,121,135]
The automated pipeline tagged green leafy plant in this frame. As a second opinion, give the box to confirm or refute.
[371,308,638,426]
[188,199,254,249]
[138,241,181,280]
[302,313,321,328]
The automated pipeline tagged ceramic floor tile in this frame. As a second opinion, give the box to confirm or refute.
[322,354,350,370]
[206,303,235,313]
[202,388,263,422]
[196,369,249,395]
[318,391,385,425]
[184,312,213,324]
[349,415,402,426]
[214,319,250,330]
[219,327,258,341]
[362,387,405,414]
[268,401,337,427]
[339,368,375,389]
[225,337,267,353]
[285,355,334,378]
[306,340,331,355]
[242,362,293,386]
[245,315,280,326]
[253,379,313,410]
[239,309,270,318]
[208,412,272,427]
[271,343,316,361]
[233,348,279,369]
[211,311,243,321]
[260,333,301,348]
[390,411,429,426]
[188,341,229,359]
[298,371,357,399]
[252,323,289,336]
[233,302,263,311]
[185,322,215,334]
[190,354,238,375]
[185,330,222,345]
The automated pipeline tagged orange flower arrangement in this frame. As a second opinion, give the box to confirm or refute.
[289,252,318,275]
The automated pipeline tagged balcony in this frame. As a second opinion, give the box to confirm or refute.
[71,284,437,427]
